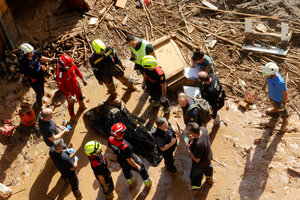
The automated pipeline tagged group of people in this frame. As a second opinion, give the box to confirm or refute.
[16,32,289,199]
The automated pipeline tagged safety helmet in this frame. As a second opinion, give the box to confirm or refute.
[18,43,34,55]
[92,39,106,54]
[141,55,157,68]
[84,140,102,156]
[58,55,74,69]
[111,123,126,137]
[263,62,278,76]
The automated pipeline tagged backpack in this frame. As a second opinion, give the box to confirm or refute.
[185,97,211,125]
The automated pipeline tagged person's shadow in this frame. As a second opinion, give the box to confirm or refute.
[132,92,149,115]
[238,117,283,200]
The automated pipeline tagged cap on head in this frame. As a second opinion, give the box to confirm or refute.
[18,43,34,55]
[111,123,126,138]
[84,140,101,156]
[141,55,157,68]
[92,39,106,54]
[263,62,278,76]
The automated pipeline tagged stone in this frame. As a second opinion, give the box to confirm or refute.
[0,183,12,199]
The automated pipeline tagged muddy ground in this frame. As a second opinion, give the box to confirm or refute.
[1,0,300,199]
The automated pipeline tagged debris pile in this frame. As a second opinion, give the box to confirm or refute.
[0,50,20,81]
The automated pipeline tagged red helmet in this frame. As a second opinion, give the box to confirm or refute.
[58,55,74,69]
[111,123,126,137]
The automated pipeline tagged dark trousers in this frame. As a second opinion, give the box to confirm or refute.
[30,79,45,106]
[190,164,213,190]
[146,83,171,109]
[121,162,149,181]
[64,172,80,197]
[99,175,114,195]
[161,146,176,170]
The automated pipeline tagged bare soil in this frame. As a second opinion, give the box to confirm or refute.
[0,0,300,199]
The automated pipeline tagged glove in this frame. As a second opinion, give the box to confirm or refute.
[142,83,146,90]
[160,96,167,104]
[82,78,87,86]
[66,125,72,130]
[130,57,136,62]
[66,148,75,154]
[68,96,76,104]
[18,79,23,85]
[74,156,79,161]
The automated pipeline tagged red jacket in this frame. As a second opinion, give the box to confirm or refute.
[56,65,83,97]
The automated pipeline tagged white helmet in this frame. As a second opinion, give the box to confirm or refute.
[18,43,34,54]
[263,62,278,76]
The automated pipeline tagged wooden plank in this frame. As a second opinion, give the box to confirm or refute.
[115,0,128,8]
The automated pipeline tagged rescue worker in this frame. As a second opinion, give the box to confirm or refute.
[261,62,288,133]
[108,123,152,189]
[84,140,114,199]
[126,34,156,73]
[155,117,178,174]
[186,122,213,193]
[56,54,87,118]
[49,138,82,199]
[192,49,214,76]
[177,93,211,127]
[141,55,171,114]
[18,43,55,107]
[89,39,138,99]
[18,103,36,127]
[38,108,69,147]
[198,71,226,126]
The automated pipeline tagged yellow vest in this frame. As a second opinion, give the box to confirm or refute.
[129,39,150,65]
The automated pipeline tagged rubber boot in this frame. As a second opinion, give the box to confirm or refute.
[266,107,279,115]
[144,178,152,189]
[279,117,288,133]
[205,177,214,186]
[118,76,139,92]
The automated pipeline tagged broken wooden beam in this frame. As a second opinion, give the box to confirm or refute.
[288,167,300,176]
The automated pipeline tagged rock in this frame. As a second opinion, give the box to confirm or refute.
[208,39,217,49]
[99,7,106,16]
[0,183,12,199]
[239,101,249,110]
[256,24,267,33]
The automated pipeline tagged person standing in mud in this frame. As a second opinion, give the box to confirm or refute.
[126,34,156,74]
[261,62,288,133]
[17,43,55,107]
[154,117,178,174]
[89,39,138,100]
[186,122,213,193]
[192,49,214,76]
[84,140,114,199]
[49,138,82,199]
[38,108,69,147]
[56,54,88,118]
[198,71,226,126]
[108,123,152,189]
[141,55,171,114]
[177,93,211,127]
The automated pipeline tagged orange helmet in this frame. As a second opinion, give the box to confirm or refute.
[111,123,126,137]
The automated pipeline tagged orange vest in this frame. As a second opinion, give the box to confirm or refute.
[19,108,36,127]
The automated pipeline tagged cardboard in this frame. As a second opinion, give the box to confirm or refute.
[115,0,128,8]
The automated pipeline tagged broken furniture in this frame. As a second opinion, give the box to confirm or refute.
[242,18,292,56]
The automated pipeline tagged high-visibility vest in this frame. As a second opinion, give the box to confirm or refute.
[19,108,36,127]
[129,39,150,65]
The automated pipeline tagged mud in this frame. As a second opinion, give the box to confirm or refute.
[0,0,300,200]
